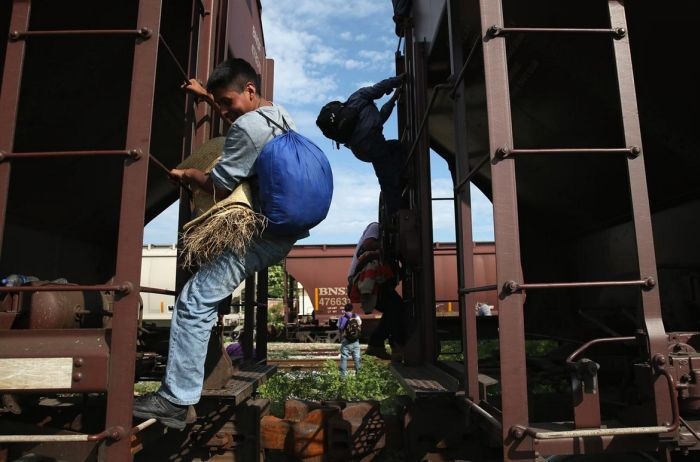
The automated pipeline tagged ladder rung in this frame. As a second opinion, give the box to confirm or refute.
[9,28,152,41]
[487,26,625,39]
[496,147,640,159]
[0,150,140,162]
[504,278,655,294]
[459,284,498,295]
[0,283,132,294]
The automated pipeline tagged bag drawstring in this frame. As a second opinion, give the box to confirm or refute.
[256,110,290,134]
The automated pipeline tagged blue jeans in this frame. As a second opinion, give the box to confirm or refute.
[158,233,297,405]
[339,338,361,377]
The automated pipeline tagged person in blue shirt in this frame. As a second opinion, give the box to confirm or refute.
[338,303,362,377]
[343,74,406,218]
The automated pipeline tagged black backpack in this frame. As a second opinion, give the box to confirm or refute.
[316,101,359,146]
[344,314,361,341]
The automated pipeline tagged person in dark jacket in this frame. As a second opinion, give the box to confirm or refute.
[343,74,406,218]
[392,0,413,36]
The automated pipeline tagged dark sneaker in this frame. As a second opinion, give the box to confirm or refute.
[133,393,188,430]
[365,345,391,360]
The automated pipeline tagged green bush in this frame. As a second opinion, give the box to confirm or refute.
[258,356,404,416]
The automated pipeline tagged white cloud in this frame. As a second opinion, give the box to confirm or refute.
[300,162,381,244]
[344,59,367,70]
[262,0,387,27]
[261,0,395,105]
[358,49,393,63]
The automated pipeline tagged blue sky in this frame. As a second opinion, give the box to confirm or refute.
[143,0,494,245]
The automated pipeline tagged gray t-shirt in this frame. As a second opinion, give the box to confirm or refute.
[210,103,296,192]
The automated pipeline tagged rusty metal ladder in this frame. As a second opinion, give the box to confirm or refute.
[0,1,163,460]
[473,0,677,460]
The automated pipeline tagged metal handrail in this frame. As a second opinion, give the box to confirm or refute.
[459,284,498,295]
[0,283,132,294]
[487,26,626,39]
[0,419,156,443]
[0,150,140,162]
[9,29,152,41]
[565,336,636,366]
[503,277,656,294]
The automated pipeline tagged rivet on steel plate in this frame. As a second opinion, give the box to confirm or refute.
[496,147,511,159]
[653,354,666,367]
[0,151,5,162]
[644,276,656,289]
[614,27,626,39]
[8,31,21,42]
[138,28,152,39]
[504,280,520,294]
[510,425,526,439]
[629,146,641,158]
[487,25,502,38]
[128,149,142,160]
[73,372,83,382]
[74,357,84,367]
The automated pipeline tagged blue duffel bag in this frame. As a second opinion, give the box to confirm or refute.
[255,111,333,235]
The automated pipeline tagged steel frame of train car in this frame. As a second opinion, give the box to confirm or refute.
[0,1,275,461]
[387,0,700,461]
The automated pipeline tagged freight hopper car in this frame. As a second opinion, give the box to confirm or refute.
[283,242,498,343]
[0,1,276,461]
[387,0,700,460]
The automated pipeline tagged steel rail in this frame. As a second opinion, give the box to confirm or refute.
[0,149,140,161]
[140,286,177,296]
[565,336,636,365]
[496,146,640,159]
[503,277,655,294]
[9,29,152,41]
[459,284,498,294]
[487,26,626,39]
[158,34,190,83]
[0,283,131,294]
[463,396,503,431]
[0,419,156,443]
[680,417,700,443]
[454,154,490,193]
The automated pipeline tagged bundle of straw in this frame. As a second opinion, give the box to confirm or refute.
[181,182,266,268]
[177,138,266,268]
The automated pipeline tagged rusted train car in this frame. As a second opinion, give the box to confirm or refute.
[383,0,700,460]
[0,1,276,461]
[283,242,498,342]
[2,0,700,461]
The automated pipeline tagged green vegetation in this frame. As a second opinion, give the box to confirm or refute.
[134,381,160,394]
[257,356,404,417]
[268,300,286,333]
[268,263,285,298]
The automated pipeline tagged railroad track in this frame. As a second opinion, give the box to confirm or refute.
[268,357,351,370]
[266,343,390,369]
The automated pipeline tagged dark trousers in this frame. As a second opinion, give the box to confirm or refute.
[371,140,404,218]
[369,284,405,348]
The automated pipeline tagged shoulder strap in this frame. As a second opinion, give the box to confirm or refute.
[256,109,289,133]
